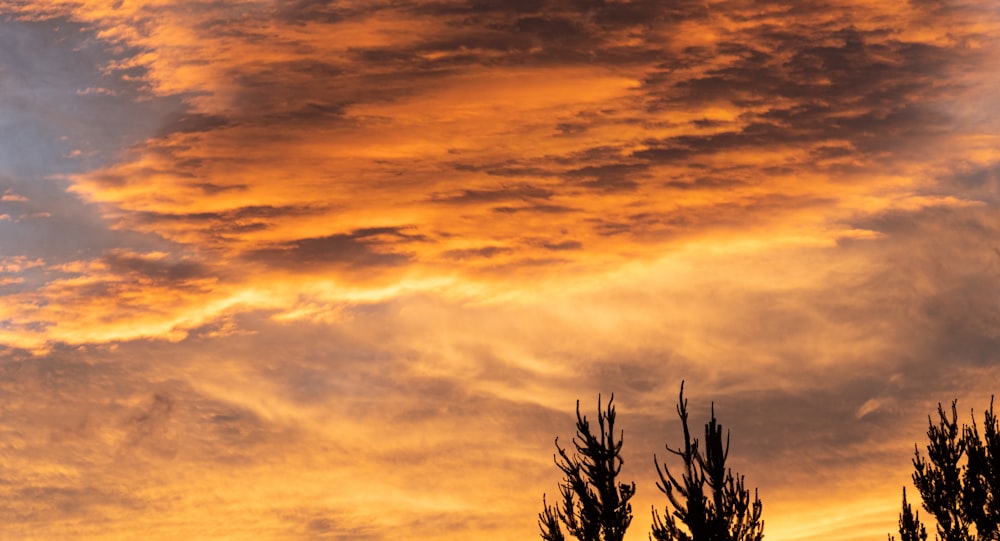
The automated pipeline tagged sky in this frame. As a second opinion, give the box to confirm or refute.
[1,0,999,539]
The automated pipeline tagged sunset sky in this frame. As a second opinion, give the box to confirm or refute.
[1,0,1000,539]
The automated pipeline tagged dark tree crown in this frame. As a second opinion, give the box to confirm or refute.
[651,382,764,541]
[539,394,636,541]
[891,396,1000,541]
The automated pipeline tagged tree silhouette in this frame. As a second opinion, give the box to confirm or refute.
[891,397,1000,541]
[892,487,929,541]
[651,382,764,541]
[539,394,635,541]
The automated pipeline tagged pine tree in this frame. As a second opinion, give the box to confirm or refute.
[651,382,764,541]
[891,397,1000,541]
[891,487,929,541]
[539,395,635,541]
[914,400,971,541]
[963,399,1000,541]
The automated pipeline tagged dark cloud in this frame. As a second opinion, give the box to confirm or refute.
[10,485,147,520]
[461,0,542,15]
[122,393,177,458]
[491,204,577,214]
[662,175,744,191]
[632,13,975,171]
[564,163,647,192]
[406,0,707,66]
[513,15,589,46]
[442,246,512,260]
[193,182,248,195]
[144,205,319,222]
[301,516,381,541]
[277,0,357,24]
[131,205,323,239]
[542,240,582,251]
[201,0,678,106]
[588,218,632,237]
[157,110,231,136]
[451,161,553,178]
[939,161,1000,203]
[229,60,357,124]
[555,122,588,136]
[245,227,421,270]
[430,184,553,204]
[103,250,207,285]
[275,508,384,541]
[593,0,707,26]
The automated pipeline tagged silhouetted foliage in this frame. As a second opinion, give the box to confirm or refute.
[892,487,929,541]
[539,395,635,541]
[891,397,1000,541]
[651,382,764,541]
